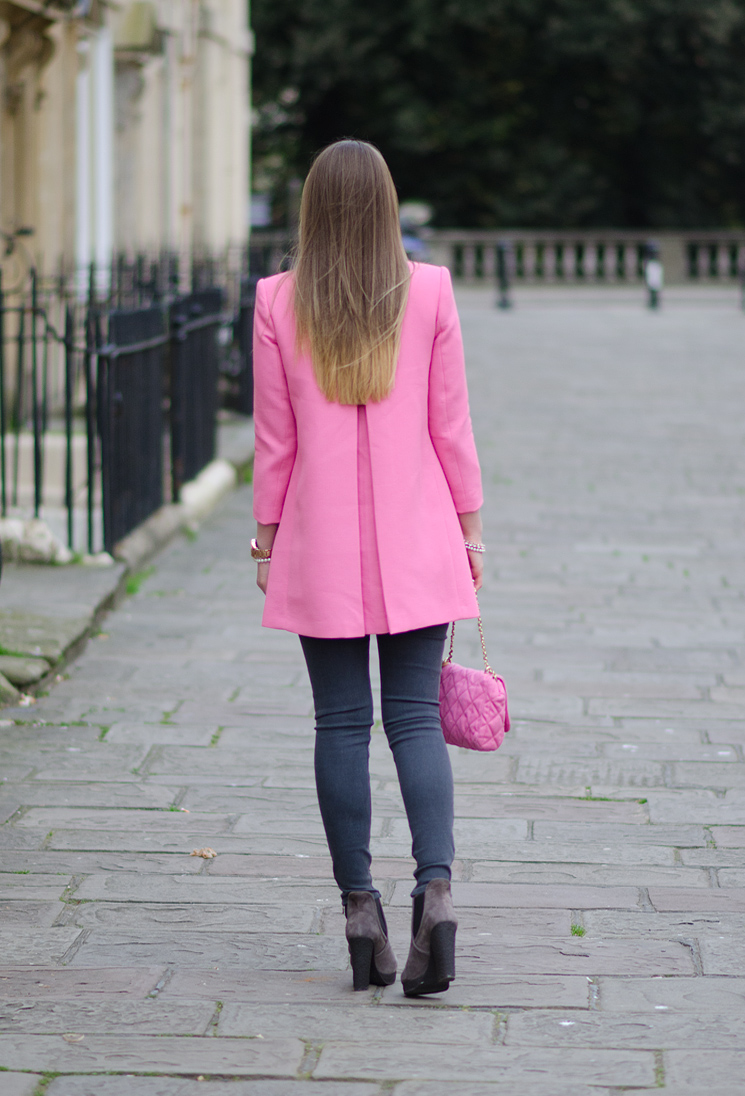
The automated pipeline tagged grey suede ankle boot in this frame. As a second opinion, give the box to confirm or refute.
[401,878,457,997]
[345,891,397,991]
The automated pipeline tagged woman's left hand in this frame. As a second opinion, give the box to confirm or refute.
[257,562,270,595]
[254,522,278,596]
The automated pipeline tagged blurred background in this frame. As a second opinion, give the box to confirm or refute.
[0,1,743,564]
[252,0,745,231]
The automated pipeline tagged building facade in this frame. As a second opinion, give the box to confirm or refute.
[0,0,251,293]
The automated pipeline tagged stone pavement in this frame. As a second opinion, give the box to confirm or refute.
[1,290,744,1095]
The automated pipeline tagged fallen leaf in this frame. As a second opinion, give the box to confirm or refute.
[62,1032,85,1043]
[191,847,217,859]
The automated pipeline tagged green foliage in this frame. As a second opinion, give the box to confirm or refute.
[252,0,745,228]
[571,923,586,936]
[125,566,155,597]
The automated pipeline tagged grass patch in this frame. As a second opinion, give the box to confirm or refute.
[571,923,586,937]
[209,727,224,747]
[32,1074,62,1096]
[125,566,155,597]
[583,788,613,801]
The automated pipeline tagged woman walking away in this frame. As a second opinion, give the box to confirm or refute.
[252,140,484,996]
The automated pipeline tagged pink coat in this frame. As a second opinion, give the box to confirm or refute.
[252,262,483,638]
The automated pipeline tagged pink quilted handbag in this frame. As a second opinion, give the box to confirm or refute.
[439,617,510,751]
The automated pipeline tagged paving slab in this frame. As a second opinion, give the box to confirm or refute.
[460,861,709,888]
[0,1033,305,1075]
[72,873,340,905]
[583,909,745,938]
[0,781,179,809]
[648,887,745,912]
[0,1073,43,1096]
[452,935,694,976]
[313,1042,656,1084]
[391,881,642,910]
[504,1008,745,1048]
[0,927,81,964]
[59,901,318,934]
[664,1050,745,1094]
[218,1002,494,1043]
[68,931,349,970]
[0,967,164,999]
[0,900,63,926]
[47,1082,379,1096]
[0,999,215,1035]
[393,1085,607,1096]
[597,975,745,1013]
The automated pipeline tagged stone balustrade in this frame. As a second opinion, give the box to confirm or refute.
[250,229,745,285]
[426,230,745,284]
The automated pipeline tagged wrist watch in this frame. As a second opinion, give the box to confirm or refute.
[251,537,272,561]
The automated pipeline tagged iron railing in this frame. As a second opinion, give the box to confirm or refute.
[97,308,168,554]
[222,275,257,418]
[0,247,255,559]
[170,288,226,500]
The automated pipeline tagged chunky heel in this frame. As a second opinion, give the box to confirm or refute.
[348,936,375,991]
[401,879,458,998]
[344,892,397,991]
[430,920,456,982]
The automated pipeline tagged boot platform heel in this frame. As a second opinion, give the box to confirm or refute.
[348,936,375,991]
[430,920,457,982]
[345,891,397,992]
[401,878,458,998]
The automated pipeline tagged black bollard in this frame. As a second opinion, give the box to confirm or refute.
[496,240,513,310]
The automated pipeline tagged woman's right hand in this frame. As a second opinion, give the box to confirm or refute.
[458,508,484,592]
[467,549,484,592]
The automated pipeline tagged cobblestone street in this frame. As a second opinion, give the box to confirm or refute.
[1,289,744,1095]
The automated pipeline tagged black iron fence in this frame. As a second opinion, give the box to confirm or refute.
[170,289,225,500]
[98,307,168,553]
[0,248,256,559]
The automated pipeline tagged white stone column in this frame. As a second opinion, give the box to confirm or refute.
[92,24,114,294]
[75,39,91,297]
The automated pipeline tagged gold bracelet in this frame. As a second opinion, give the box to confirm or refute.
[251,537,272,561]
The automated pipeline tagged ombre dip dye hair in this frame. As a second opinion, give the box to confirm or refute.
[293,140,410,405]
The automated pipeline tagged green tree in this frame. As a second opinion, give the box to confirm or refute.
[252,0,745,228]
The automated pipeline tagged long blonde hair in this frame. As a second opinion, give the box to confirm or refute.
[293,140,410,405]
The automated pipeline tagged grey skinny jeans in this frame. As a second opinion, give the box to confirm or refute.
[299,623,454,902]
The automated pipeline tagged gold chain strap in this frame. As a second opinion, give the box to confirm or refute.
[444,613,498,680]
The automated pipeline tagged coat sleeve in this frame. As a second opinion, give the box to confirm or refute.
[252,279,298,524]
[428,266,484,513]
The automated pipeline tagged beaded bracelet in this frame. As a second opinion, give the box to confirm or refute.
[464,540,486,553]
